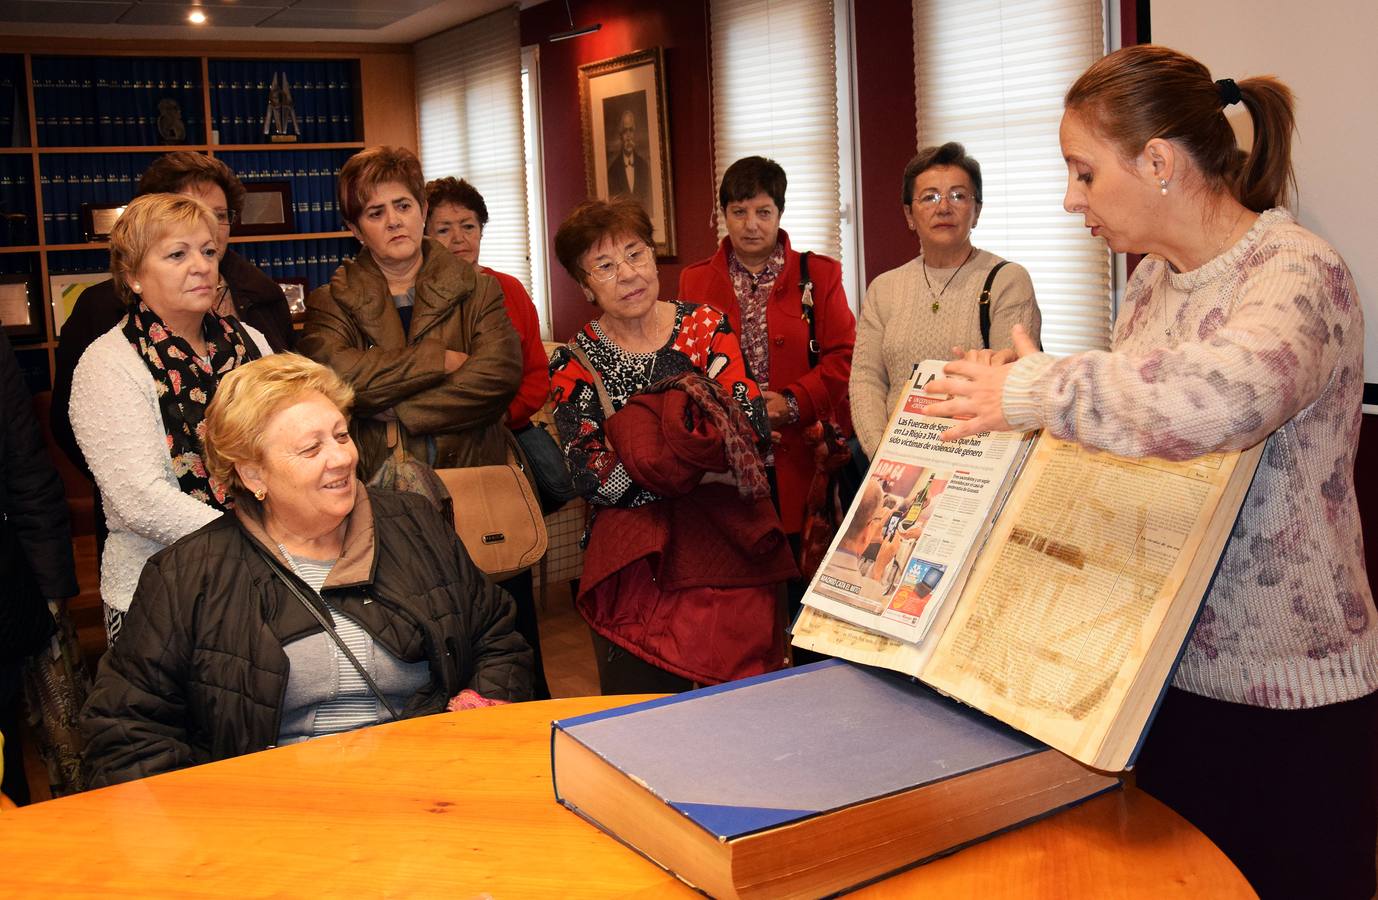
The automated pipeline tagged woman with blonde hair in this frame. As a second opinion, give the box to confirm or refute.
[929,45,1376,898]
[69,193,273,644]
[82,354,531,788]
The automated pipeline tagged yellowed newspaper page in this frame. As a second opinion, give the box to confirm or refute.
[920,436,1258,769]
[800,362,1031,645]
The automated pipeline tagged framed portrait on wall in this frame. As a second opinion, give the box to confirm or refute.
[578,48,676,257]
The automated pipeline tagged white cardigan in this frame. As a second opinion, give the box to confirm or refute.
[71,323,274,613]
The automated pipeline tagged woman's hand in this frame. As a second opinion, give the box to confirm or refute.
[761,390,792,427]
[926,324,1039,441]
[950,345,1018,366]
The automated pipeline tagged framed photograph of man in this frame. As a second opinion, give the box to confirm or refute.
[578,48,676,256]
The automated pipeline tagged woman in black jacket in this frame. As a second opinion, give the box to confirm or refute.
[81,354,532,788]
[0,332,86,801]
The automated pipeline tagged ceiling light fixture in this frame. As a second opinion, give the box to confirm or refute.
[187,8,207,24]
[549,0,601,42]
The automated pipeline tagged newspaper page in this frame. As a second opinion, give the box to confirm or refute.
[799,361,1032,645]
[920,436,1260,769]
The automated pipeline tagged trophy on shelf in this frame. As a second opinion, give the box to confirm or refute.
[262,72,301,142]
[157,97,187,144]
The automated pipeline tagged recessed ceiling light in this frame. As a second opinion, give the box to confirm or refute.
[188,9,207,24]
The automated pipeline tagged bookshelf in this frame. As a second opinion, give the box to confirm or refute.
[0,39,417,392]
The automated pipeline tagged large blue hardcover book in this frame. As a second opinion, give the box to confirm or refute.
[552,660,1117,899]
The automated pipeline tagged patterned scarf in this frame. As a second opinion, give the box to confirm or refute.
[726,241,785,389]
[121,301,261,512]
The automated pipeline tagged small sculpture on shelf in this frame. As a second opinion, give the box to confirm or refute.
[157,98,187,144]
[262,72,301,142]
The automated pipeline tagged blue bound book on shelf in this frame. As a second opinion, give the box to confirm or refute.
[552,660,1118,899]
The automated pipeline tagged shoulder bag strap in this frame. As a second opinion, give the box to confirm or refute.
[566,341,616,420]
[978,261,1011,350]
[798,251,819,369]
[252,544,401,721]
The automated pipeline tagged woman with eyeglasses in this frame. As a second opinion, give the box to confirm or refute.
[848,142,1041,458]
[52,152,294,481]
[68,194,274,644]
[549,198,795,694]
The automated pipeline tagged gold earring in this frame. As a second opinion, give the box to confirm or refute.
[254,488,266,501]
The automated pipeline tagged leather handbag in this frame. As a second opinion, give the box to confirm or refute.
[434,441,548,582]
[368,420,547,581]
[513,420,578,514]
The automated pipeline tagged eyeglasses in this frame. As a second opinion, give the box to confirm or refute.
[585,244,655,282]
[212,208,240,226]
[915,189,976,207]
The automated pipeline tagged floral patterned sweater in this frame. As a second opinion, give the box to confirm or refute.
[1003,208,1377,709]
[548,301,768,509]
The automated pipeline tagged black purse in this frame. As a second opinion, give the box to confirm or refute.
[514,421,579,515]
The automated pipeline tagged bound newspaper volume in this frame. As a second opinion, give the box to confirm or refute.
[794,361,1263,771]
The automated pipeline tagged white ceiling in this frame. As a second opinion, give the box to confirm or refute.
[0,0,535,43]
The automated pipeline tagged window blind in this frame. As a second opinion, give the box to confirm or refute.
[913,0,1110,354]
[710,0,843,261]
[416,7,532,296]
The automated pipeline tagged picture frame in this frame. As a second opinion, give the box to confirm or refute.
[49,271,113,336]
[277,277,309,320]
[0,273,40,338]
[80,202,128,243]
[233,181,295,237]
[578,48,676,257]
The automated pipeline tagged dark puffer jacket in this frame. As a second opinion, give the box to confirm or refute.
[82,486,532,788]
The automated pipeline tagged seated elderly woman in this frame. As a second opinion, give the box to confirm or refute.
[81,354,533,788]
[848,142,1041,458]
[548,198,797,695]
[69,193,274,645]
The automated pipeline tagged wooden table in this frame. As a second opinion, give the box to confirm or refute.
[0,696,1253,898]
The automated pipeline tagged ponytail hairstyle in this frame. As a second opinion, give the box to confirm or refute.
[1064,44,1297,212]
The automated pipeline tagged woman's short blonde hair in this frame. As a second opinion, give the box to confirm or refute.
[202,354,356,497]
[109,193,220,306]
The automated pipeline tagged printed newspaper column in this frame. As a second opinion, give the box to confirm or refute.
[799,361,1034,650]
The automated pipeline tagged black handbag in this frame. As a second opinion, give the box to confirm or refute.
[514,421,579,515]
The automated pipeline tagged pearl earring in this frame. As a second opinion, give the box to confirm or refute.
[132,283,142,293]
[1159,179,1169,196]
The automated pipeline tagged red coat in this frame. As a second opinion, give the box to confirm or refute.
[678,231,855,532]
[578,384,797,685]
[484,267,549,429]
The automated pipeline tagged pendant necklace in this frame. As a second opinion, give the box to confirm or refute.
[923,247,975,314]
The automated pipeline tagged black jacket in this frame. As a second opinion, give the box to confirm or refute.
[81,486,532,788]
[50,250,295,474]
[0,332,76,664]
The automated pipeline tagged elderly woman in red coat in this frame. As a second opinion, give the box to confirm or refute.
[548,198,797,695]
[678,156,856,616]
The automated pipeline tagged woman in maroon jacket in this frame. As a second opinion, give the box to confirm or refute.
[678,156,856,540]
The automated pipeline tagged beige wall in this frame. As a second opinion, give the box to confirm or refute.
[1153,0,1378,392]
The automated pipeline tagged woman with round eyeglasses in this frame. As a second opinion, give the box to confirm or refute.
[548,198,787,694]
[848,142,1041,458]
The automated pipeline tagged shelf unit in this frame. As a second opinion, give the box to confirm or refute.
[0,38,417,392]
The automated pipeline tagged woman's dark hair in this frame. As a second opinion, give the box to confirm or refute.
[1064,44,1296,213]
[337,146,426,225]
[424,177,489,228]
[137,151,247,215]
[553,197,654,287]
[718,156,787,213]
[901,142,983,206]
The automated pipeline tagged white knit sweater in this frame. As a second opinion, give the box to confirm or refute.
[70,323,273,613]
[1004,208,1378,709]
[850,249,1040,455]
